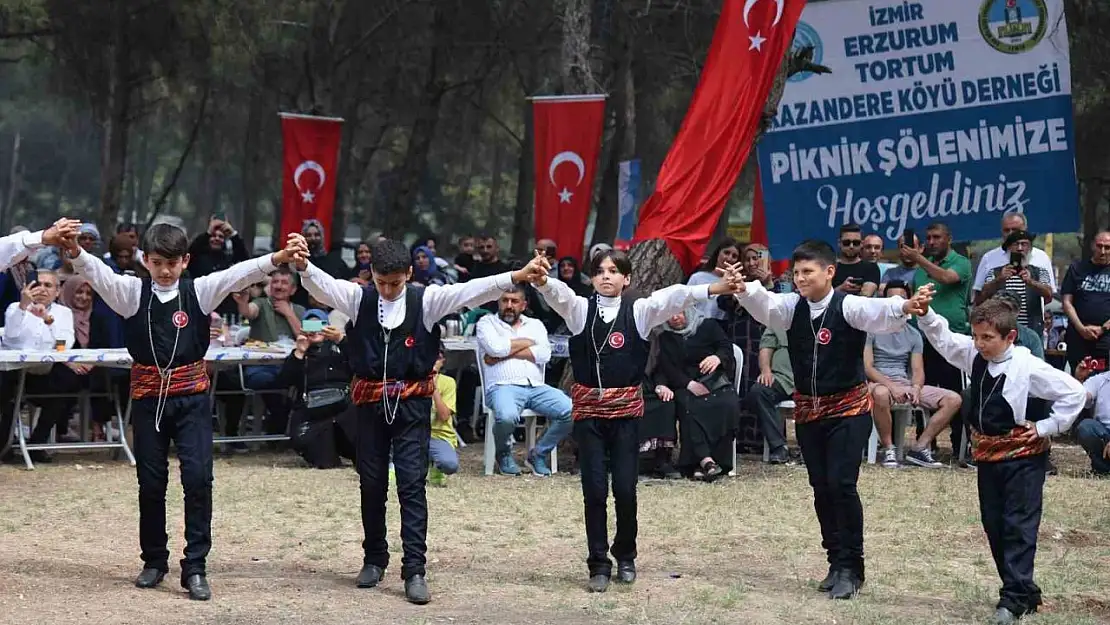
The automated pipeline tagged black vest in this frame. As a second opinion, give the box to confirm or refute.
[348,285,440,380]
[123,278,210,368]
[787,291,866,397]
[967,355,1036,437]
[568,295,649,389]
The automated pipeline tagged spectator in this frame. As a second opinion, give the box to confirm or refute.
[352,242,372,285]
[741,244,776,291]
[187,217,250,314]
[476,286,572,476]
[106,222,144,265]
[302,219,352,280]
[975,230,1053,335]
[106,233,138,275]
[1075,361,1110,476]
[556,256,592,298]
[864,281,962,468]
[76,224,101,254]
[1060,231,1110,370]
[881,232,920,292]
[746,327,793,464]
[588,242,613,264]
[453,235,477,281]
[861,234,884,263]
[832,224,880,296]
[411,246,447,287]
[973,213,1057,298]
[687,238,741,323]
[428,348,459,486]
[282,322,356,469]
[471,235,511,280]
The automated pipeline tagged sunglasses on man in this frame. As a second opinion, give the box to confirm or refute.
[840,239,862,247]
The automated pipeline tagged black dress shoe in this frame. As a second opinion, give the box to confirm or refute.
[134,567,166,588]
[828,570,862,600]
[616,561,636,584]
[356,564,385,588]
[588,574,609,593]
[183,574,211,601]
[817,568,838,592]
[404,574,430,605]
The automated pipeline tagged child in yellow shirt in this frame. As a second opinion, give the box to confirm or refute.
[429,348,459,486]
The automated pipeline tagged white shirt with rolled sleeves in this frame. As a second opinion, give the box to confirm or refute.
[1082,372,1110,428]
[69,248,279,318]
[973,246,1056,294]
[731,281,911,334]
[2,302,75,351]
[916,309,1085,438]
[533,278,711,340]
[475,313,551,389]
[296,261,516,332]
[0,230,44,274]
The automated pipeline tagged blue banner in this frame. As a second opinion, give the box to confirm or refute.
[755,0,1077,259]
[617,159,641,241]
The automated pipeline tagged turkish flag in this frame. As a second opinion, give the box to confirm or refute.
[280,113,344,249]
[533,96,606,262]
[633,0,805,274]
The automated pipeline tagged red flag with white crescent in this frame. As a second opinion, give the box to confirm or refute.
[533,96,606,263]
[633,0,805,273]
[280,113,344,249]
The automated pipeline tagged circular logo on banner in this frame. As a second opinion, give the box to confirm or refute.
[608,332,625,349]
[172,311,190,329]
[816,328,832,346]
[978,0,1048,54]
[787,21,823,83]
[404,336,416,348]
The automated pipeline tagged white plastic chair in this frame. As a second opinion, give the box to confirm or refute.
[729,345,744,476]
[475,350,556,476]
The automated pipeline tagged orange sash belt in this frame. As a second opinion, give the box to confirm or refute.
[130,361,210,400]
[350,376,435,405]
[792,383,872,425]
[972,428,1051,463]
[570,383,644,421]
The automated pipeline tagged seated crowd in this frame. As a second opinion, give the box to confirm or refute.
[2,214,1110,483]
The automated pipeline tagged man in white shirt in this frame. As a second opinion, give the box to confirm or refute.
[973,213,1056,297]
[1075,362,1110,476]
[0,269,77,462]
[476,285,572,476]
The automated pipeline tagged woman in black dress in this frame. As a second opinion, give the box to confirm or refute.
[655,306,740,481]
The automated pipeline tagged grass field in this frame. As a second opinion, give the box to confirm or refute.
[1,443,1108,625]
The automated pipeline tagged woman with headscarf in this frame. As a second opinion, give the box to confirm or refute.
[352,242,373,286]
[411,245,447,286]
[556,256,593,298]
[654,306,740,480]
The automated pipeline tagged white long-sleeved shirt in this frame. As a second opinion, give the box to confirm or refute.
[734,281,910,334]
[70,248,278,318]
[2,301,75,351]
[973,246,1056,293]
[0,230,44,274]
[534,278,711,340]
[917,309,1085,438]
[1083,372,1110,427]
[297,261,515,332]
[475,313,551,389]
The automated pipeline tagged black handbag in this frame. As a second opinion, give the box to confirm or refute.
[301,358,350,421]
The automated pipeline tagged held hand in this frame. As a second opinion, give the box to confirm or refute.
[903,284,935,316]
[19,282,38,309]
[687,380,710,397]
[512,251,550,286]
[757,370,774,387]
[699,355,721,375]
[221,222,235,236]
[274,233,307,266]
[42,218,82,248]
[709,262,746,296]
[655,385,674,402]
[321,325,343,342]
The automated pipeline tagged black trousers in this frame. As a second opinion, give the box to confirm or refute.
[574,417,639,577]
[132,393,213,582]
[744,380,790,451]
[978,453,1046,616]
[795,413,871,578]
[357,398,431,580]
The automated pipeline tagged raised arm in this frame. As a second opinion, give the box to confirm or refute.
[915,309,977,374]
[631,283,711,339]
[193,254,278,315]
[422,272,516,330]
[534,277,590,335]
[842,294,910,335]
[1028,359,1086,438]
[70,249,143,318]
[732,281,800,330]
[299,260,365,323]
[0,230,44,273]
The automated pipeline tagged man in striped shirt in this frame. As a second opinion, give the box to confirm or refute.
[476,285,572,476]
[975,230,1053,336]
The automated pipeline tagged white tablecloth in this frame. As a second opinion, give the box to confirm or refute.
[0,346,294,371]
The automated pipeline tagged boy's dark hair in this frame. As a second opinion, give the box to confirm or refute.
[883,280,909,296]
[839,224,862,236]
[142,224,189,259]
[371,239,412,275]
[791,239,837,267]
[970,299,1017,336]
[587,249,633,277]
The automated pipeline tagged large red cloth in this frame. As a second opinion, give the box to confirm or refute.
[633,0,805,273]
[533,96,606,262]
[280,113,344,249]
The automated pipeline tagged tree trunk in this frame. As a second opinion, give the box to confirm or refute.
[1,131,21,233]
[593,10,635,247]
[97,8,131,239]
[510,103,535,257]
[560,0,594,94]
[239,88,264,249]
[486,142,505,232]
[629,238,685,294]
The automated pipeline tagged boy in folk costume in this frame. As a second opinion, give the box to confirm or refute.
[62,224,304,601]
[292,236,549,605]
[912,287,1085,625]
[730,240,927,600]
[527,249,745,593]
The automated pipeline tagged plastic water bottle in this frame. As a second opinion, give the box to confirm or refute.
[210,313,224,347]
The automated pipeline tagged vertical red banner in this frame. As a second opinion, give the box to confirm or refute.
[632,0,806,273]
[280,113,344,249]
[533,95,606,262]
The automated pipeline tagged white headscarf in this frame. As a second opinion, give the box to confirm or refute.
[662,305,705,338]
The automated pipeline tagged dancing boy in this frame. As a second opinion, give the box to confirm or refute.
[293,236,548,605]
[730,240,926,600]
[528,249,744,593]
[64,224,303,601]
[913,287,1085,625]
